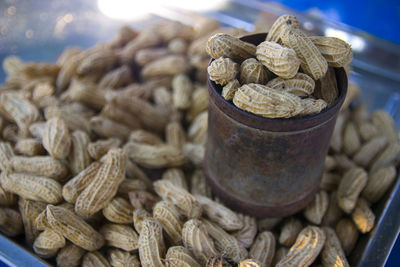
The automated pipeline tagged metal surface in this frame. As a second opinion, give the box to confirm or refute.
[0,236,50,267]
[350,175,400,266]
[204,33,347,218]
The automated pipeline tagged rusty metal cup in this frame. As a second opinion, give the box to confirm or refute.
[203,33,347,218]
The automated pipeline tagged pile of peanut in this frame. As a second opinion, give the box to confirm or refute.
[207,14,353,119]
[0,14,397,267]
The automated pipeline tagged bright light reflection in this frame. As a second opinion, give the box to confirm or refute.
[325,28,366,52]
[97,0,159,20]
[97,0,227,20]
[163,0,227,11]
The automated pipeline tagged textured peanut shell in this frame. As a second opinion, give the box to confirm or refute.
[337,167,368,213]
[77,48,116,76]
[62,162,101,203]
[101,104,141,130]
[188,111,208,145]
[233,214,257,249]
[206,33,256,61]
[98,65,132,89]
[0,172,62,204]
[238,259,263,267]
[239,58,269,85]
[330,111,349,153]
[120,25,162,63]
[90,116,131,141]
[304,190,329,225]
[42,117,71,160]
[222,79,241,101]
[44,104,92,134]
[128,129,163,145]
[266,14,300,43]
[256,41,300,79]
[310,36,353,67]
[33,228,66,258]
[138,218,165,267]
[18,198,47,245]
[153,200,183,245]
[100,224,139,251]
[321,191,343,227]
[370,141,400,172]
[46,205,104,251]
[281,28,328,80]
[182,219,218,265]
[314,67,338,106]
[206,256,232,267]
[362,166,396,203]
[249,231,276,267]
[351,198,375,233]
[154,180,202,219]
[335,218,359,256]
[124,142,185,169]
[75,148,126,217]
[166,246,201,267]
[276,226,326,267]
[108,249,140,267]
[195,194,243,231]
[233,83,303,118]
[371,110,399,142]
[133,208,151,234]
[186,86,209,122]
[298,98,327,117]
[141,55,190,78]
[321,227,349,267]
[10,156,68,180]
[172,74,193,109]
[207,57,239,86]
[102,197,133,224]
[135,48,169,66]
[56,243,86,267]
[343,121,361,156]
[65,78,106,110]
[202,219,248,263]
[69,130,92,174]
[279,217,303,247]
[0,142,14,172]
[353,136,387,167]
[82,251,111,267]
[267,72,315,97]
[0,92,39,135]
[162,168,188,190]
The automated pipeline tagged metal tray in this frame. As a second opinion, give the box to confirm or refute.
[0,0,399,266]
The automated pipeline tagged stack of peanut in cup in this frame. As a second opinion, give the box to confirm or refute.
[207,14,353,119]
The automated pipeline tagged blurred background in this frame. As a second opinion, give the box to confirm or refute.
[0,0,399,266]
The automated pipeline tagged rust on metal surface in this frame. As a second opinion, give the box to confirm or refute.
[203,33,348,218]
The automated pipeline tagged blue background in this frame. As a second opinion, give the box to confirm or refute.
[267,0,400,44]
